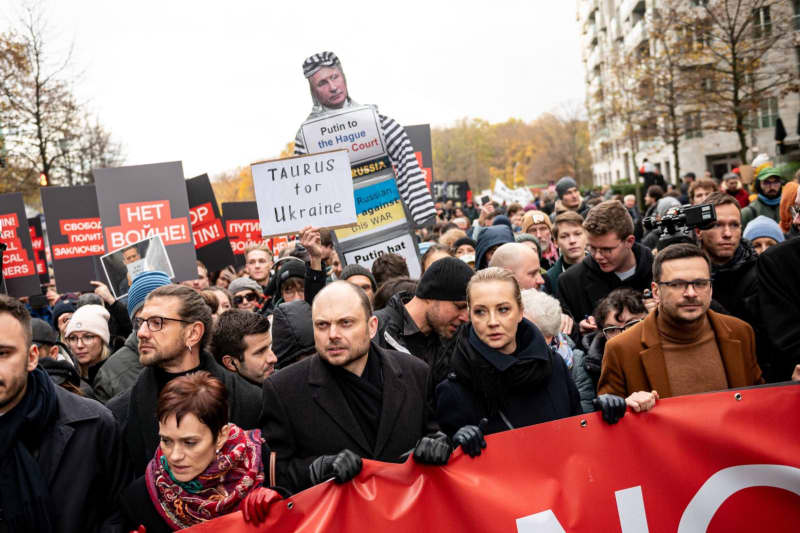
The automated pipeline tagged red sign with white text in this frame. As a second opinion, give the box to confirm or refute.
[188,385,800,533]
[104,200,191,252]
[0,213,36,279]
[190,202,226,248]
[51,218,105,259]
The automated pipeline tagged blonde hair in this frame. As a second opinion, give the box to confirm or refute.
[466,267,522,309]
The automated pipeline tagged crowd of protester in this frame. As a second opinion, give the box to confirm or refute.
[2,157,800,532]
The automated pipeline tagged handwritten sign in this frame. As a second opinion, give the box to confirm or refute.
[251,150,356,237]
[300,106,386,165]
[343,233,421,279]
[335,179,407,243]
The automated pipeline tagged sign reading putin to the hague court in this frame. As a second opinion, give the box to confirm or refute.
[251,150,357,238]
[299,106,385,165]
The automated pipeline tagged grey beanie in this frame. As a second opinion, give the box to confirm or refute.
[555,176,578,199]
[228,276,263,295]
[340,264,377,292]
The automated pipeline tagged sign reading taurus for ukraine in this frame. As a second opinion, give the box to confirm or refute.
[299,106,386,165]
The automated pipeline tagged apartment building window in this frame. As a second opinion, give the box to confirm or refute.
[759,97,779,128]
[691,0,708,6]
[794,0,800,31]
[685,112,702,139]
[752,7,771,38]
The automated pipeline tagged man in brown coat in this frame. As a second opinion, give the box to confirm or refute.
[599,243,763,400]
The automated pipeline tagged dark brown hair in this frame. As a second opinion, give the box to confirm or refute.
[583,200,634,239]
[146,284,213,349]
[373,277,418,310]
[689,178,717,200]
[704,191,740,212]
[157,371,228,437]
[371,253,410,286]
[552,211,585,239]
[652,243,711,282]
[592,288,647,329]
[0,295,32,347]
[211,310,270,364]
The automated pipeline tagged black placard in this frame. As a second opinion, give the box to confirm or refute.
[222,202,268,268]
[27,216,50,284]
[186,174,236,272]
[0,193,42,297]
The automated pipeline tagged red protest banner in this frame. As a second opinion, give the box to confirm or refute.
[187,384,800,533]
[104,200,191,252]
[190,202,226,248]
[51,218,105,260]
[0,213,36,279]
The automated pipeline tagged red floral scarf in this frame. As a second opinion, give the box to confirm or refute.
[145,425,264,530]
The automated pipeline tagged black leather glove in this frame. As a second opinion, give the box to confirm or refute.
[452,424,487,457]
[413,431,453,465]
[309,449,362,484]
[593,394,627,424]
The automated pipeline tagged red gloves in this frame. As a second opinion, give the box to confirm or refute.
[129,526,146,533]
[241,487,283,524]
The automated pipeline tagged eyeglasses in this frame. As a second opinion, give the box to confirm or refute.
[602,319,642,339]
[233,292,259,306]
[657,278,712,292]
[65,333,99,345]
[588,241,624,257]
[134,316,192,332]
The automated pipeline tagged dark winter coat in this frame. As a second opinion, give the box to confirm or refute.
[107,351,262,477]
[435,320,581,437]
[572,331,606,412]
[92,331,142,403]
[272,299,315,370]
[474,225,515,270]
[260,344,439,494]
[757,238,800,381]
[557,242,653,326]
[373,291,448,365]
[35,386,130,533]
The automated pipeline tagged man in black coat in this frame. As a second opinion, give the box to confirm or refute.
[757,236,800,381]
[0,295,129,533]
[107,285,261,476]
[261,281,447,494]
[558,200,653,339]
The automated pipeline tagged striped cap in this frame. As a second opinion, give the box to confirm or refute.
[303,51,340,78]
[127,270,172,318]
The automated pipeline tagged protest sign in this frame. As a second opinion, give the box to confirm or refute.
[186,174,235,272]
[93,161,195,282]
[343,232,421,279]
[189,384,800,533]
[40,185,105,294]
[101,235,174,299]
[405,124,433,189]
[432,181,470,203]
[299,106,386,165]
[27,216,49,284]
[0,193,41,297]
[222,202,269,268]
[251,150,357,237]
[334,175,407,243]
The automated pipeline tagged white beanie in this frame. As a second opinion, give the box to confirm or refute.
[65,304,110,345]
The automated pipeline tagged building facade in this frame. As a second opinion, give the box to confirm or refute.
[578,0,800,186]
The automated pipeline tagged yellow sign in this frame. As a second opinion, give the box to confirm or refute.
[335,199,407,242]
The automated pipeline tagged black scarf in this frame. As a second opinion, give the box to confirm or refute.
[450,319,553,416]
[329,348,384,451]
[0,367,59,533]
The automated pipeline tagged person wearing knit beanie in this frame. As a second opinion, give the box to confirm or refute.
[52,299,76,337]
[373,256,473,362]
[64,304,111,381]
[339,264,378,303]
[743,215,785,255]
[553,176,582,216]
[452,237,476,258]
[127,270,173,319]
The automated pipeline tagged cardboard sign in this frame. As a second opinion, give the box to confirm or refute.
[93,162,196,282]
[40,185,105,294]
[335,177,407,243]
[251,150,357,237]
[101,235,174,299]
[186,174,236,272]
[0,193,41,297]
[27,216,50,284]
[300,106,386,165]
[343,232,421,279]
[222,202,269,268]
[405,124,434,189]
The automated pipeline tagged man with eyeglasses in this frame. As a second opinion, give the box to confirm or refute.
[598,243,762,401]
[107,284,261,476]
[558,200,654,339]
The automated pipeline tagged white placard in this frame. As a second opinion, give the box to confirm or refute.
[300,106,386,164]
[251,150,357,237]
[343,233,421,279]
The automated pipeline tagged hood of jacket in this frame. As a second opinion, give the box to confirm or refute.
[475,225,515,270]
[272,299,315,369]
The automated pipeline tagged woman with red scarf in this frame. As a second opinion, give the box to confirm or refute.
[121,372,280,531]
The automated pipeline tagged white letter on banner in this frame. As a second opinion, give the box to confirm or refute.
[678,464,800,533]
[516,510,566,533]
[614,486,650,533]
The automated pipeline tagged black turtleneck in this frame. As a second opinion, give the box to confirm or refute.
[153,364,201,392]
[328,348,384,451]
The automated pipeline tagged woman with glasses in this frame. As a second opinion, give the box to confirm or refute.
[121,372,281,532]
[64,304,111,387]
[573,288,648,413]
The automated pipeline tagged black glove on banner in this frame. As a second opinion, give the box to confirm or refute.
[593,394,627,424]
[452,424,487,457]
[309,449,363,484]
[413,431,453,465]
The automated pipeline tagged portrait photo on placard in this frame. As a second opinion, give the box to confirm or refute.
[100,234,174,299]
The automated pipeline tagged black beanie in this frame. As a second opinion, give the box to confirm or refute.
[416,257,474,301]
[340,264,377,291]
[452,237,476,251]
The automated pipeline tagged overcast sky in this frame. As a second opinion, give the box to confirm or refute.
[2,1,585,178]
